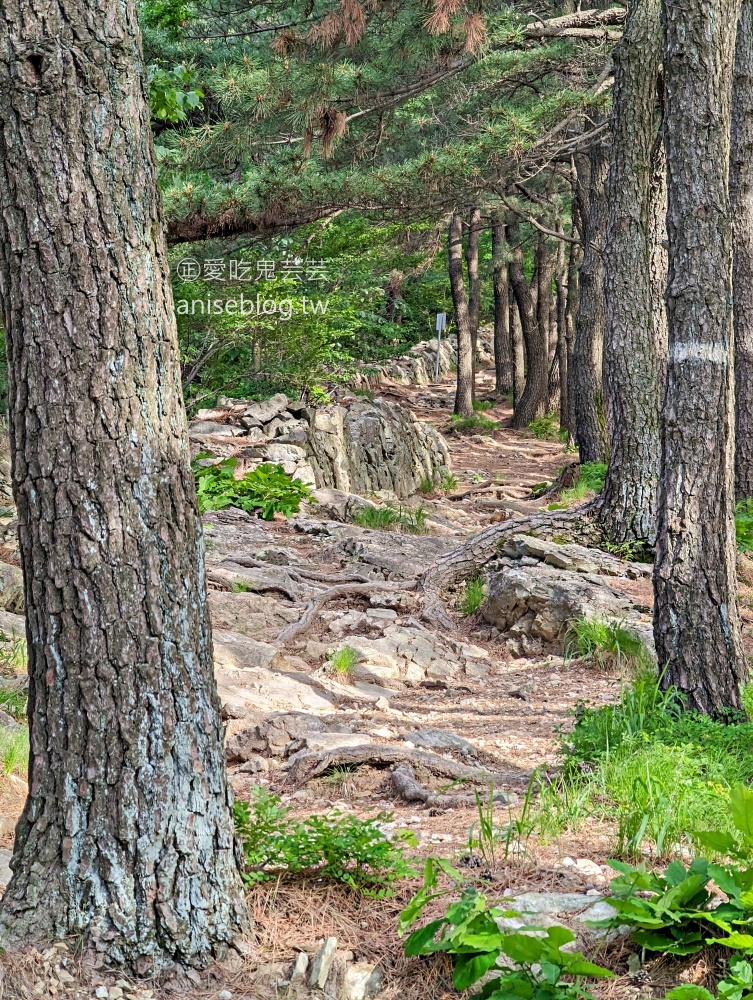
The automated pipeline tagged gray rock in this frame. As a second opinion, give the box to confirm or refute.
[310,937,338,989]
[310,488,378,523]
[0,848,13,887]
[0,561,25,614]
[291,952,309,984]
[242,393,289,425]
[343,963,382,1000]
[399,728,477,756]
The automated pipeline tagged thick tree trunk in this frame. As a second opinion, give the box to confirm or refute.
[732,0,753,499]
[597,0,667,545]
[467,208,482,400]
[655,0,746,714]
[510,230,548,428]
[450,213,474,417]
[572,134,610,462]
[510,282,526,408]
[0,0,247,969]
[491,215,513,394]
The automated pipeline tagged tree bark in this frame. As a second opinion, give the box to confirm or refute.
[492,214,513,394]
[450,213,474,418]
[572,133,610,462]
[467,208,482,400]
[510,280,526,409]
[597,0,667,545]
[655,0,747,714]
[732,0,753,500]
[0,0,247,969]
[510,229,548,428]
[556,233,570,431]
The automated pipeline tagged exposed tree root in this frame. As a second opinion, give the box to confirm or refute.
[276,581,418,644]
[285,744,527,789]
[419,505,606,627]
[391,764,513,809]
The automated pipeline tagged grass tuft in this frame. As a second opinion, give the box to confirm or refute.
[448,414,498,435]
[564,615,654,673]
[327,645,359,677]
[352,503,427,534]
[459,576,485,616]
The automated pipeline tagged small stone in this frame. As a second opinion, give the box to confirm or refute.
[309,936,337,989]
[375,697,390,710]
[95,987,109,999]
[290,952,309,983]
[108,988,124,1000]
[218,992,233,1000]
[57,970,75,985]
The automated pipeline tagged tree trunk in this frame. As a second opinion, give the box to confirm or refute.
[0,0,247,970]
[556,233,570,431]
[467,208,482,400]
[655,0,746,714]
[572,133,610,462]
[564,196,583,440]
[597,0,667,545]
[450,213,474,418]
[491,214,513,394]
[510,281,526,409]
[510,227,548,428]
[535,237,557,413]
[732,0,753,499]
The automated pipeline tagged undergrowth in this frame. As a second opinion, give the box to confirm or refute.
[326,645,359,677]
[529,412,567,442]
[0,723,28,777]
[459,576,485,616]
[737,499,753,553]
[564,615,654,673]
[352,503,428,534]
[448,414,498,435]
[193,456,314,519]
[556,461,608,506]
[234,787,417,897]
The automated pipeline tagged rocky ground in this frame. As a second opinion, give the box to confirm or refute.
[0,358,724,999]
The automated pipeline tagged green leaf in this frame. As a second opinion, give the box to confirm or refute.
[453,951,500,990]
[665,987,715,1000]
[404,919,447,956]
[730,783,753,841]
[707,932,753,950]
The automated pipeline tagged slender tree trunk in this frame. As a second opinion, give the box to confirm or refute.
[492,214,513,394]
[555,233,569,430]
[655,0,746,714]
[732,0,753,499]
[572,132,610,462]
[510,281,526,408]
[510,228,548,428]
[564,198,583,440]
[467,208,482,400]
[535,237,557,413]
[450,213,474,418]
[0,0,247,968]
[597,0,667,545]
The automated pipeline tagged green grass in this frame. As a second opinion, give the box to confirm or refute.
[557,461,608,505]
[328,645,359,677]
[564,615,654,673]
[459,576,485,616]
[0,686,27,722]
[0,724,28,778]
[528,412,564,441]
[538,674,753,858]
[352,503,428,534]
[440,471,459,492]
[472,399,493,412]
[736,498,753,552]
[231,581,251,593]
[418,475,436,495]
[448,414,499,435]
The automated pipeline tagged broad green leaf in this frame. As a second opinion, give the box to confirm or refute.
[453,951,500,990]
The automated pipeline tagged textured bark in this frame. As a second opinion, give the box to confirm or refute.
[510,229,548,428]
[563,199,583,439]
[732,1,753,499]
[572,134,609,462]
[556,235,570,431]
[467,208,482,400]
[491,215,513,394]
[535,238,557,411]
[655,0,747,714]
[598,0,667,545]
[510,283,526,408]
[449,213,474,418]
[0,0,247,969]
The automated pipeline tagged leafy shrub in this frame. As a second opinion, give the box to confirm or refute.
[448,414,498,434]
[234,787,417,897]
[440,471,459,492]
[472,399,493,412]
[558,461,608,505]
[564,616,654,672]
[399,859,613,998]
[193,457,314,519]
[668,957,753,1000]
[460,576,485,616]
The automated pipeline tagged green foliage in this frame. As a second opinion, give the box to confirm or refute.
[234,787,417,897]
[0,686,27,722]
[352,503,428,534]
[737,500,753,553]
[473,399,494,412]
[440,471,459,492]
[558,461,608,505]
[399,861,612,998]
[0,630,27,674]
[148,63,202,123]
[529,412,565,442]
[564,616,654,672]
[230,581,251,593]
[460,576,485,616]
[327,645,359,677]
[448,414,499,435]
[192,457,314,519]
